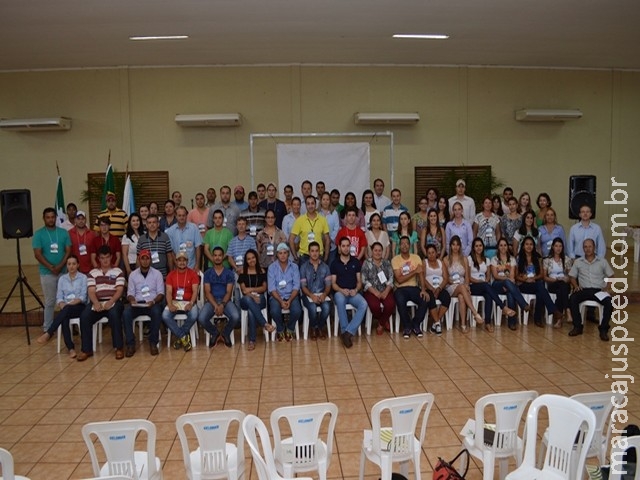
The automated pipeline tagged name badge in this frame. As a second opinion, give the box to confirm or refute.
[485,227,494,237]
[141,285,150,298]
[349,245,357,256]
[176,288,185,300]
[151,251,160,263]
[266,244,274,256]
[526,265,535,278]
[498,270,506,277]
[223,217,228,227]
[50,242,59,254]
[402,264,410,275]
[547,240,553,247]
[278,279,287,289]
[235,255,244,266]
[478,272,485,280]
[307,232,315,242]
[79,244,87,255]
[249,225,257,236]
[452,272,461,284]
[377,271,387,283]
[432,276,441,287]
[65,293,76,301]
[179,242,187,253]
[555,272,565,279]
[198,223,206,233]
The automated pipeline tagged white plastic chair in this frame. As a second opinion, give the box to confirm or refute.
[302,297,332,339]
[519,293,536,326]
[175,410,245,480]
[579,300,603,325]
[609,435,640,480]
[460,390,538,480]
[92,316,110,351]
[445,297,459,330]
[242,414,312,480]
[494,294,508,327]
[0,447,31,480]
[57,316,81,353]
[359,392,435,480]
[538,391,625,469]
[82,419,163,480]
[505,394,596,480]
[393,300,427,333]
[470,295,486,327]
[270,402,338,480]
[240,294,270,344]
[167,313,199,349]
[133,314,152,344]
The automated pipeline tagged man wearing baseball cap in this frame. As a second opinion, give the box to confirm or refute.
[233,185,248,211]
[122,249,165,356]
[94,191,128,238]
[448,179,476,223]
[267,242,302,341]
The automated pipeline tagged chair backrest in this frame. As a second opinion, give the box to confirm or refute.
[176,409,245,479]
[243,414,281,480]
[570,391,624,458]
[270,402,338,470]
[0,447,17,480]
[370,393,435,456]
[473,390,538,454]
[521,394,596,479]
[81,419,158,480]
[609,435,640,480]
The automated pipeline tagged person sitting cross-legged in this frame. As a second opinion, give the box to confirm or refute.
[77,245,125,361]
[122,249,164,357]
[162,251,200,352]
[198,246,240,348]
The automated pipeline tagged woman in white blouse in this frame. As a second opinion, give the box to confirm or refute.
[423,244,450,335]
[543,237,573,328]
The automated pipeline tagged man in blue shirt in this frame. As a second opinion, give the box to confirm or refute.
[567,204,606,258]
[267,243,302,341]
[166,206,202,271]
[198,246,240,347]
[299,241,332,340]
[32,207,72,331]
[331,236,368,348]
[382,189,408,233]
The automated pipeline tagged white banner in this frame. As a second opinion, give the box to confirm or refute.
[276,142,370,202]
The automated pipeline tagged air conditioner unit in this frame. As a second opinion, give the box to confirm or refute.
[515,109,582,122]
[354,112,420,125]
[0,117,72,131]
[175,113,242,127]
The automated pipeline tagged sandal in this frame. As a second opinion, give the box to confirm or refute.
[502,306,516,317]
[248,341,256,351]
[473,313,484,325]
[264,323,275,333]
[460,324,470,334]
[484,324,494,333]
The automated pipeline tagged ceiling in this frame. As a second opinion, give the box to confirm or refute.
[1,0,639,71]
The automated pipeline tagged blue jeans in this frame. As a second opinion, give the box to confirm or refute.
[123,302,164,346]
[162,305,199,339]
[301,295,331,330]
[393,286,434,331]
[491,279,529,326]
[240,294,267,342]
[269,296,302,333]
[519,280,557,322]
[80,301,124,353]
[470,282,505,325]
[333,291,368,335]
[198,300,240,341]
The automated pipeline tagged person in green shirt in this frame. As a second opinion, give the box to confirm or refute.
[203,209,233,268]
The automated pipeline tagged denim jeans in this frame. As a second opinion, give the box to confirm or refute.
[46,303,85,351]
[80,301,124,353]
[519,280,557,322]
[198,300,240,341]
[301,295,331,330]
[240,294,268,342]
[123,302,164,346]
[470,282,506,324]
[333,291,368,336]
[162,305,199,339]
[269,296,302,333]
[393,286,434,331]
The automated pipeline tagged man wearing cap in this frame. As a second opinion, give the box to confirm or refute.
[163,251,200,352]
[94,191,128,238]
[448,179,476,223]
[166,206,202,271]
[122,249,164,356]
[382,188,408,233]
[240,191,266,237]
[267,242,302,341]
[137,214,174,279]
[77,245,126,361]
[259,183,287,229]
[68,210,96,274]
[206,185,241,235]
[289,195,330,265]
[91,217,121,268]
[233,185,249,211]
[199,246,240,347]
[33,207,72,332]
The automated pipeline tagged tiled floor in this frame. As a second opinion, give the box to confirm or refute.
[0,264,638,480]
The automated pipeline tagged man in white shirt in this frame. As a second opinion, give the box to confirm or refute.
[373,178,391,212]
[448,179,476,223]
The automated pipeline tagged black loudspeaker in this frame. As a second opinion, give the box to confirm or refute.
[1,189,33,239]
[569,175,596,220]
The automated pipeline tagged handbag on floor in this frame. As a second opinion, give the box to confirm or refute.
[433,448,469,480]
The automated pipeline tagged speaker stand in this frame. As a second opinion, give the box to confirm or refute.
[0,239,44,345]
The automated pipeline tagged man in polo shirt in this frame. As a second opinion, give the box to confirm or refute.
[568,238,615,341]
[137,214,174,278]
[259,182,287,229]
[206,185,241,235]
[289,195,330,265]
[122,249,164,357]
[91,217,121,268]
[68,210,96,274]
[167,206,202,271]
[331,236,368,348]
[77,245,126,361]
[33,207,72,331]
[162,251,200,352]
[299,241,332,340]
[382,189,407,233]
[94,191,128,238]
[203,209,233,268]
[198,246,240,347]
[267,243,302,341]
[448,179,476,223]
[567,204,606,259]
[240,191,266,237]
[227,217,257,273]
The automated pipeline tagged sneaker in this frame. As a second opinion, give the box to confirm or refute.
[430,322,442,336]
[277,332,285,342]
[284,330,293,342]
[413,327,423,338]
[182,335,192,352]
[173,337,183,350]
[403,329,411,339]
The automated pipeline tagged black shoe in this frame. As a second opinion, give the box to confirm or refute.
[341,331,353,348]
[223,335,233,348]
[149,344,159,356]
[534,320,544,328]
[599,330,609,342]
[208,334,218,348]
[125,345,135,358]
[568,327,583,337]
[403,329,411,339]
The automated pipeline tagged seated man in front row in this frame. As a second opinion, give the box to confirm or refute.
[568,238,614,341]
[123,249,164,357]
[77,245,125,361]
[198,246,240,347]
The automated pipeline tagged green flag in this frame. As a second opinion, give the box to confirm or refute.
[54,175,66,226]
[101,163,115,210]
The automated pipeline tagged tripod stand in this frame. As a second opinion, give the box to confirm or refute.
[0,239,44,344]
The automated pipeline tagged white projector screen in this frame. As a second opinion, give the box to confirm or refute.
[276,142,371,202]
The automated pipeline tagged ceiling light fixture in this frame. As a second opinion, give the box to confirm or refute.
[129,35,189,41]
[392,34,449,40]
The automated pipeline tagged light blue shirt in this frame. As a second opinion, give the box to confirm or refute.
[227,234,257,268]
[445,219,474,256]
[282,213,298,242]
[539,224,566,257]
[127,267,164,302]
[56,272,88,304]
[320,209,340,250]
[567,221,606,258]
[166,222,203,269]
[267,259,300,299]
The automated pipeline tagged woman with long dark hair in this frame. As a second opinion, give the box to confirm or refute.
[238,249,275,350]
[543,237,573,328]
[122,213,145,276]
[490,237,529,330]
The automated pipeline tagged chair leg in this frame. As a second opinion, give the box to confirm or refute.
[498,457,509,480]
[359,450,366,480]
[482,450,495,480]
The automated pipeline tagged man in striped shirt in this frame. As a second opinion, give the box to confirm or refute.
[77,245,126,361]
[94,191,128,238]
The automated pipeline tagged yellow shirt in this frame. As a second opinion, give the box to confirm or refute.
[291,213,329,255]
[391,253,422,288]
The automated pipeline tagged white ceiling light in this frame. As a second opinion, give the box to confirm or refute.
[0,117,72,131]
[392,34,449,40]
[515,109,583,122]
[354,112,420,125]
[129,35,189,41]
[175,113,243,127]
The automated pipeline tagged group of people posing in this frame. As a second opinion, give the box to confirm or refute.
[32,176,615,360]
